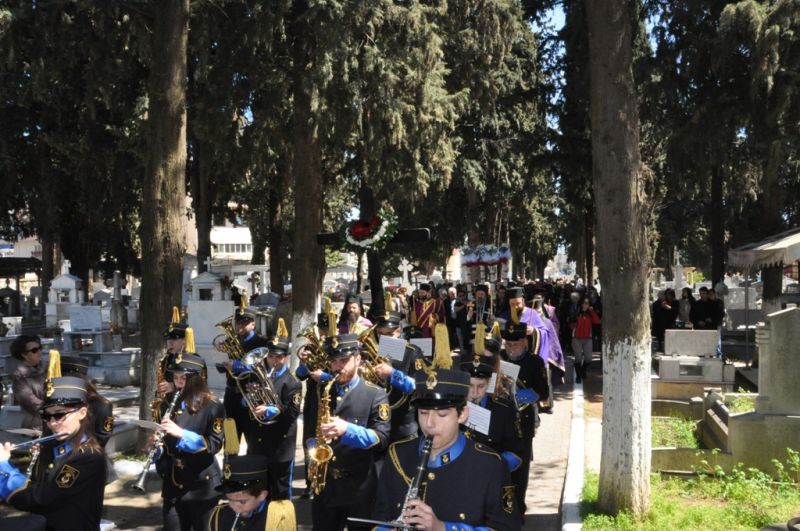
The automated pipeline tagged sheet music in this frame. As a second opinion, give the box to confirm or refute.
[464,402,492,435]
[487,361,521,394]
[126,419,164,432]
[379,336,408,361]
[410,338,432,357]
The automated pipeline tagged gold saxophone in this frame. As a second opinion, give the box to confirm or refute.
[307,378,336,495]
[150,354,169,420]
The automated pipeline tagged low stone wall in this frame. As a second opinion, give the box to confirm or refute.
[652,398,704,419]
[652,447,735,473]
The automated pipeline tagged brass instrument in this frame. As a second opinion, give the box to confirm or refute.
[296,325,329,372]
[233,347,280,425]
[356,324,390,386]
[307,377,336,495]
[150,354,168,421]
[133,391,181,493]
[213,316,245,361]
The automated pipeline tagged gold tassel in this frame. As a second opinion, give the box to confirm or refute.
[409,307,418,327]
[433,323,452,369]
[47,350,62,379]
[510,304,520,324]
[171,306,181,324]
[384,291,393,315]
[328,310,338,337]
[185,327,196,353]
[474,323,486,355]
[265,500,297,531]
[324,296,332,314]
[491,321,501,338]
[240,290,248,310]
[223,418,240,456]
[276,318,288,338]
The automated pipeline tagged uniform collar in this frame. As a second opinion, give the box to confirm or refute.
[241,499,267,519]
[479,395,490,408]
[425,432,466,469]
[241,330,255,342]
[273,365,288,378]
[53,434,87,459]
[336,375,361,396]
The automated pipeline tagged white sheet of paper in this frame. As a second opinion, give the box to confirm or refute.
[464,402,492,435]
[410,338,432,357]
[488,373,498,394]
[498,360,521,382]
[379,336,408,361]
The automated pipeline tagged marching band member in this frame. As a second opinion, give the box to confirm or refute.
[371,368,521,531]
[246,320,302,501]
[0,376,107,531]
[155,352,225,530]
[158,306,187,396]
[311,333,390,531]
[59,355,114,449]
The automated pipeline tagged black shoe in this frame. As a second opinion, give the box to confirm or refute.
[575,362,582,383]
[581,362,589,379]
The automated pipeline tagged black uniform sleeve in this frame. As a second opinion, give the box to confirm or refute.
[279,376,302,425]
[7,450,105,514]
[481,450,523,531]
[204,401,226,455]
[92,400,114,448]
[368,385,391,451]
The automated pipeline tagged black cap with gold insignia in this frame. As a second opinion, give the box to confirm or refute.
[60,355,90,377]
[172,352,206,375]
[234,307,257,323]
[411,369,469,410]
[217,454,269,493]
[42,376,88,410]
[163,322,188,340]
[402,324,423,340]
[375,311,403,330]
[324,333,360,360]
[459,359,494,379]
[501,319,527,341]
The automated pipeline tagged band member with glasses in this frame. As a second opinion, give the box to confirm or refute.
[10,335,45,429]
[0,376,107,531]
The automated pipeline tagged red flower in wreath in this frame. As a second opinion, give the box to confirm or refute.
[350,220,374,241]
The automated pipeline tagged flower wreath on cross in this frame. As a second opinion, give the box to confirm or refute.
[340,207,399,253]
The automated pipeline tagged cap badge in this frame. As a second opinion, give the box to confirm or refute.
[223,463,232,480]
[426,371,437,391]
[46,380,55,398]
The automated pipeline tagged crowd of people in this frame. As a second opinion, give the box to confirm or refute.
[0,276,603,531]
[651,285,726,352]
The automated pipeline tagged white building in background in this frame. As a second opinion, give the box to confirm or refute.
[210,226,265,262]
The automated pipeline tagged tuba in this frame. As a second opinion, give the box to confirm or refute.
[357,324,393,387]
[307,378,336,495]
[233,347,280,425]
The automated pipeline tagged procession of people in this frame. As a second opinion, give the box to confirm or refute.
[0,278,578,531]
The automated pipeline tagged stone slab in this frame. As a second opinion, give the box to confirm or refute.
[664,329,719,358]
[187,300,235,346]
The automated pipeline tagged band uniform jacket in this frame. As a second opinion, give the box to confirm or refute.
[500,350,549,442]
[462,396,523,470]
[7,439,106,531]
[90,398,114,448]
[206,502,266,531]
[387,347,424,442]
[373,436,521,531]
[247,368,302,463]
[321,378,390,508]
[156,396,225,501]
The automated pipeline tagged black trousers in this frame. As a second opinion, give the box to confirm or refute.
[163,496,219,531]
[511,435,534,514]
[268,460,293,500]
[311,499,373,531]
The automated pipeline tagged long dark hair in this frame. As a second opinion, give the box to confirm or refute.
[181,373,213,413]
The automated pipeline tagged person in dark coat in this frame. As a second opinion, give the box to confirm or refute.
[9,335,45,429]
[371,369,522,531]
[246,327,302,501]
[0,376,107,531]
[652,288,680,351]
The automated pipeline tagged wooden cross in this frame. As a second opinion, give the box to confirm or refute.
[316,227,430,318]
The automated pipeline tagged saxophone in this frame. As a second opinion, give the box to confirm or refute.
[307,377,336,495]
[150,354,168,420]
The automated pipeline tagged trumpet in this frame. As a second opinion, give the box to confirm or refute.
[232,347,280,425]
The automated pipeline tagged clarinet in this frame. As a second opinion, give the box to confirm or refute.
[397,435,434,530]
[132,391,181,493]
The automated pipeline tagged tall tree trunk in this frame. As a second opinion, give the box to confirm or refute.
[760,141,785,314]
[710,165,725,286]
[588,0,651,517]
[192,141,214,274]
[585,206,595,286]
[289,2,324,342]
[40,235,54,311]
[139,0,189,424]
[268,160,288,295]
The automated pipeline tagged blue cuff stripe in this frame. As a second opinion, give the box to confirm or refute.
[176,429,205,452]
[389,368,416,394]
[0,460,27,501]
[341,423,378,449]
